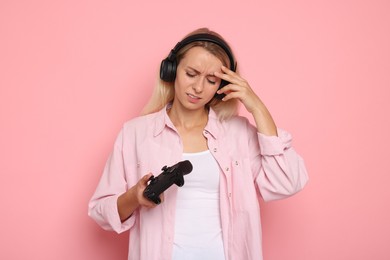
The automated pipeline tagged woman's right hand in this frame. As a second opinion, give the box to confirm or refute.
[117,173,164,222]
[133,173,164,209]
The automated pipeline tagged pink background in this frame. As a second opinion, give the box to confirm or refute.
[1,0,389,259]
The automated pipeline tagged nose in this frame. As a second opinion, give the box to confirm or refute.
[192,78,204,93]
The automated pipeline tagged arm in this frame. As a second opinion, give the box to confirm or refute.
[88,129,161,232]
[216,66,308,199]
[88,129,133,233]
[254,128,308,201]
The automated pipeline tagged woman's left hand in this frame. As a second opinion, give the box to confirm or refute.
[214,65,278,136]
[214,65,261,113]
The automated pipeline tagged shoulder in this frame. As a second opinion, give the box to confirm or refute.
[124,111,158,127]
[209,108,250,129]
[209,114,257,142]
[215,115,260,156]
[121,110,163,136]
[221,115,254,132]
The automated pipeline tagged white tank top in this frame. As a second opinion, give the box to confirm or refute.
[172,150,225,260]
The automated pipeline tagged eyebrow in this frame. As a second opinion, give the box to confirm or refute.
[186,66,217,77]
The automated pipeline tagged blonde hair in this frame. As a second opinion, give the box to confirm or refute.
[141,28,239,121]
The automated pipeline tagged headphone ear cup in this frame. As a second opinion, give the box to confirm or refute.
[160,58,177,82]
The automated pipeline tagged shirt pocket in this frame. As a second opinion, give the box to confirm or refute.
[231,157,259,211]
[124,141,169,189]
[133,141,176,179]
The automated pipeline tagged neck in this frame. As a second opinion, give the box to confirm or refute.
[168,103,208,130]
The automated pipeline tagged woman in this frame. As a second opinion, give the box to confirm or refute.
[88,27,308,260]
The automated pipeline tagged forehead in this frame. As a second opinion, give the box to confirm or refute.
[180,46,223,67]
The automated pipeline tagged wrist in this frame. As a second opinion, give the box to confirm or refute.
[251,107,277,136]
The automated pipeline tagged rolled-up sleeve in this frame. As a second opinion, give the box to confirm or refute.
[255,128,309,201]
[88,129,136,233]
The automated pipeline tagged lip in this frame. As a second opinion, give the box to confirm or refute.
[187,93,200,99]
[186,93,201,103]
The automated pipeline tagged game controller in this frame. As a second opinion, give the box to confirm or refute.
[143,160,193,204]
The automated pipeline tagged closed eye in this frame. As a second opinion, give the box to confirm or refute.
[207,79,216,85]
[207,76,218,85]
[186,72,196,78]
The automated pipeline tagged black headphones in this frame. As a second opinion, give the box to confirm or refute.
[160,33,236,99]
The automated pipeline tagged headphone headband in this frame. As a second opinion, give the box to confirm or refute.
[167,33,236,71]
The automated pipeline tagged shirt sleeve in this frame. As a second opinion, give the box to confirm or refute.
[88,129,136,233]
[254,128,309,202]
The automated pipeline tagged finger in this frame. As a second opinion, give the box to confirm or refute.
[221,91,243,102]
[219,83,255,102]
[217,83,245,96]
[214,71,242,86]
[141,173,153,185]
[221,65,246,81]
[143,203,158,209]
[139,193,159,208]
[159,193,165,203]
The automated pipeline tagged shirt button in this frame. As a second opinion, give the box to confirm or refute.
[225,167,229,172]
[213,148,217,153]
[235,161,239,166]
[228,193,232,197]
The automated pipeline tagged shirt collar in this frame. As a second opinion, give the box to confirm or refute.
[153,104,220,139]
[153,105,175,137]
[204,108,219,140]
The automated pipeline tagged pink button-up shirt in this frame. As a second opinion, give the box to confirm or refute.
[88,106,308,260]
